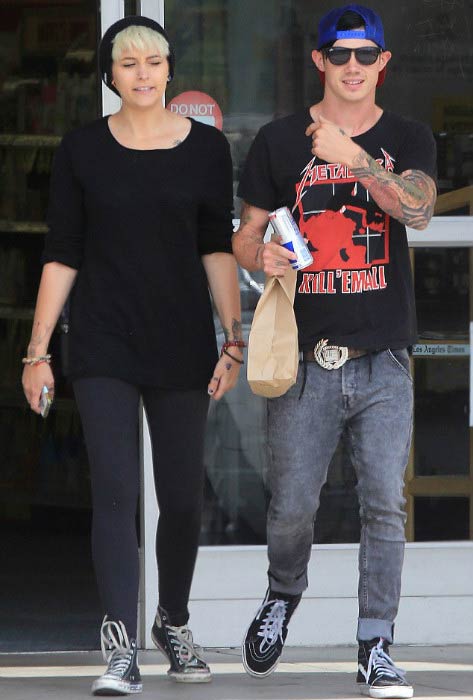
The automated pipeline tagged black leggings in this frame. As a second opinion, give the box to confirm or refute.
[73,377,209,637]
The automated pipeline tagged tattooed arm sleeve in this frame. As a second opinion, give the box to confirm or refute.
[232,201,269,271]
[350,149,437,230]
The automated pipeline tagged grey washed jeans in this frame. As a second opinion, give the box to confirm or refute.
[266,349,413,643]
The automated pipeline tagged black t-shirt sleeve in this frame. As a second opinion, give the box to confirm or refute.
[42,136,85,269]
[237,127,278,211]
[197,131,234,255]
[395,121,438,183]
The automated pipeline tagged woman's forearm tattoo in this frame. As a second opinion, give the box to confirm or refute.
[232,318,242,339]
[223,318,242,341]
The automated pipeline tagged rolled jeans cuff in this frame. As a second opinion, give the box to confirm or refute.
[357,618,394,644]
[268,569,308,596]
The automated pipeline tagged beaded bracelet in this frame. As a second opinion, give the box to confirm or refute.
[22,354,52,366]
[221,340,246,360]
[222,348,244,365]
[221,340,246,350]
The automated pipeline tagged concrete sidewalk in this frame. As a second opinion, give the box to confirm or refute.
[1,645,472,699]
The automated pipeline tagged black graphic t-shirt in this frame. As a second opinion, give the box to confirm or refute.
[238,109,437,351]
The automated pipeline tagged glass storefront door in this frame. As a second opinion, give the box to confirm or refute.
[0,0,131,653]
[137,0,473,648]
[1,0,472,653]
[162,0,473,550]
[407,216,473,542]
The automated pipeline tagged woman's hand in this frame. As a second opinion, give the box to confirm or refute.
[207,349,243,400]
[21,261,77,414]
[22,363,55,414]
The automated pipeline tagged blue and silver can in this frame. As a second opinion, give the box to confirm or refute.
[268,206,313,271]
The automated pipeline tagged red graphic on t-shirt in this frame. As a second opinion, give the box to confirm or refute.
[294,149,394,277]
[300,210,366,269]
[299,204,388,271]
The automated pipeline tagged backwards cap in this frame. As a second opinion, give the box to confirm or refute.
[317,4,386,87]
[317,4,385,49]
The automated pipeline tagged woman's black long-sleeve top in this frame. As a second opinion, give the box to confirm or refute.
[42,117,234,388]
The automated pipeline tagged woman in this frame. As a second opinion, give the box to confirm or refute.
[22,16,243,696]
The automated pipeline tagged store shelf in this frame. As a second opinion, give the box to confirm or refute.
[0,220,47,234]
[0,305,34,321]
[0,134,61,148]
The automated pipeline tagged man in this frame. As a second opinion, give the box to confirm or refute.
[232,4,437,699]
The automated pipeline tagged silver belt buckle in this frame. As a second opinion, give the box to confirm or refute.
[313,339,348,370]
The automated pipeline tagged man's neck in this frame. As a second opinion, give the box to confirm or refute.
[310,97,382,137]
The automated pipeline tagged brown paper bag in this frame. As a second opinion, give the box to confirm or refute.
[247,268,299,398]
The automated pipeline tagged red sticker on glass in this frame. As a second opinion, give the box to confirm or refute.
[166,91,223,130]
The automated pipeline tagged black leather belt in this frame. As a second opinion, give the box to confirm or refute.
[300,339,368,370]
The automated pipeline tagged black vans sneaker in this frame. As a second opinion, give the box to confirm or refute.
[151,606,211,683]
[242,588,301,677]
[357,637,414,698]
[92,616,142,696]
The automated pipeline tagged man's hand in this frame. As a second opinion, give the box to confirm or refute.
[232,201,297,274]
[305,114,361,166]
[260,239,297,277]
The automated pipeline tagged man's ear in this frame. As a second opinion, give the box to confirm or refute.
[380,50,392,69]
[311,49,325,73]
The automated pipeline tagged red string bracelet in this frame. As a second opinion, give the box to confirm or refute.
[221,340,246,353]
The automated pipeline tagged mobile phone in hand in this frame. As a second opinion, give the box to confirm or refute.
[40,385,53,418]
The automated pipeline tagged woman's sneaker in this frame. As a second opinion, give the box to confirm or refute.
[151,606,211,683]
[92,616,142,696]
[357,637,414,698]
[242,588,301,677]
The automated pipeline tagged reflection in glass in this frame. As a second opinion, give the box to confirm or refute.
[414,497,469,541]
[414,358,469,477]
[203,361,269,545]
[165,0,473,205]
[203,305,361,544]
[415,248,469,341]
[163,0,473,546]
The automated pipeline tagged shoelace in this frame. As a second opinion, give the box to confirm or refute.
[99,616,133,676]
[367,639,407,681]
[167,625,206,666]
[256,596,288,651]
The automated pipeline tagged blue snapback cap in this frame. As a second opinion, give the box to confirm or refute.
[317,4,385,49]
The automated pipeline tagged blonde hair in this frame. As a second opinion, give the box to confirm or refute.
[111,25,170,61]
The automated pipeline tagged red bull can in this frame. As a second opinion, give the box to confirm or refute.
[268,207,313,271]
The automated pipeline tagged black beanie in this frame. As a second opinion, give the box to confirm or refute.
[98,15,175,96]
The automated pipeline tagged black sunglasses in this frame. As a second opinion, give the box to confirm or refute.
[323,46,383,66]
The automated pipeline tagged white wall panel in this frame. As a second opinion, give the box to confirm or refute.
[180,543,473,648]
